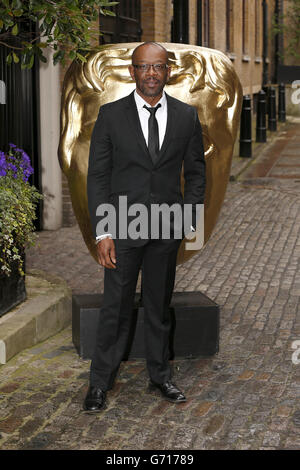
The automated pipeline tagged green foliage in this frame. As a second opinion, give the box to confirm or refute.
[0,0,118,68]
[272,0,300,62]
[0,145,42,276]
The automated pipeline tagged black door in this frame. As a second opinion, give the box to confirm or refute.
[100,0,142,44]
[0,20,42,230]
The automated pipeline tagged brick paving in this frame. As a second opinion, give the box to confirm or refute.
[0,122,300,450]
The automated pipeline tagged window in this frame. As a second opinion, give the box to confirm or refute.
[196,0,210,47]
[99,0,141,44]
[172,0,189,44]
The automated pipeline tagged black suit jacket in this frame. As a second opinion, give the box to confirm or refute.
[87,90,206,244]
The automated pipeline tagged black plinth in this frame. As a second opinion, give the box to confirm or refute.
[72,291,219,360]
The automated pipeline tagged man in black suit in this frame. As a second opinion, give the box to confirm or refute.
[84,42,206,412]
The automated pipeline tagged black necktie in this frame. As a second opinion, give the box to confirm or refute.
[143,103,161,163]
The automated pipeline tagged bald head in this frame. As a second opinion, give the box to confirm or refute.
[129,41,170,105]
[132,42,168,64]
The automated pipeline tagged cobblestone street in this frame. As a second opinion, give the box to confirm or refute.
[0,122,299,450]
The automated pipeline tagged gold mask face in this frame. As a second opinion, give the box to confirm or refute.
[58,43,242,265]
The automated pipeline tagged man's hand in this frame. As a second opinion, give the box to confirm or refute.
[96,238,116,269]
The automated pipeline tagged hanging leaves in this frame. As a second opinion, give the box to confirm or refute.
[0,0,118,68]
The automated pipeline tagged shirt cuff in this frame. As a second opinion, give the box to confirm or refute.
[95,234,113,244]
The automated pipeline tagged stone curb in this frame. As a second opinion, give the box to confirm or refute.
[230,119,291,181]
[230,143,265,181]
[0,269,72,364]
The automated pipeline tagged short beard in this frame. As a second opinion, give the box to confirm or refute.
[139,80,165,97]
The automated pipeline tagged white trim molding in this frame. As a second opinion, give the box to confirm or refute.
[39,47,62,230]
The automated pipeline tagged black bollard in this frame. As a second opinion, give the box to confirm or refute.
[256,90,267,143]
[268,87,277,131]
[278,83,286,122]
[239,95,252,158]
[262,85,269,115]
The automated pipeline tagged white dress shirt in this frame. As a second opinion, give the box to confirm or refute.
[134,89,167,150]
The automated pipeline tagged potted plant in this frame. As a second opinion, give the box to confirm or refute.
[0,143,42,317]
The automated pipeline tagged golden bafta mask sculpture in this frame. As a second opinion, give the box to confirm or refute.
[58,42,242,265]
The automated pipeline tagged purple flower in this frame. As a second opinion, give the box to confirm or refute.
[21,152,30,162]
[0,152,7,176]
[0,144,34,181]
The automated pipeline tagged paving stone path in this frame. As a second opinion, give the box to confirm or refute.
[0,123,299,450]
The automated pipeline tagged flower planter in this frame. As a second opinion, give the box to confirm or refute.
[0,253,26,318]
[0,143,41,317]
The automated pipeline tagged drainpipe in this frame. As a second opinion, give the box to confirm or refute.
[197,0,202,46]
[274,0,283,83]
[262,0,269,86]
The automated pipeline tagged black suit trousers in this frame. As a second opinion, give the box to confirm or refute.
[90,237,182,390]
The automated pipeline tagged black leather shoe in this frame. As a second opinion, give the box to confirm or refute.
[149,380,186,403]
[83,386,106,413]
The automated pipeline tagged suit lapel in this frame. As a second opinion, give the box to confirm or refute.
[156,93,176,165]
[124,91,152,164]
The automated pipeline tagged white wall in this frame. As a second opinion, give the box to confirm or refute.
[39,48,62,230]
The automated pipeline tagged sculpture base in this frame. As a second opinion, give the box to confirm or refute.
[72,291,219,360]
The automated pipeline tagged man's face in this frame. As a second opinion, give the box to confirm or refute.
[129,45,170,100]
